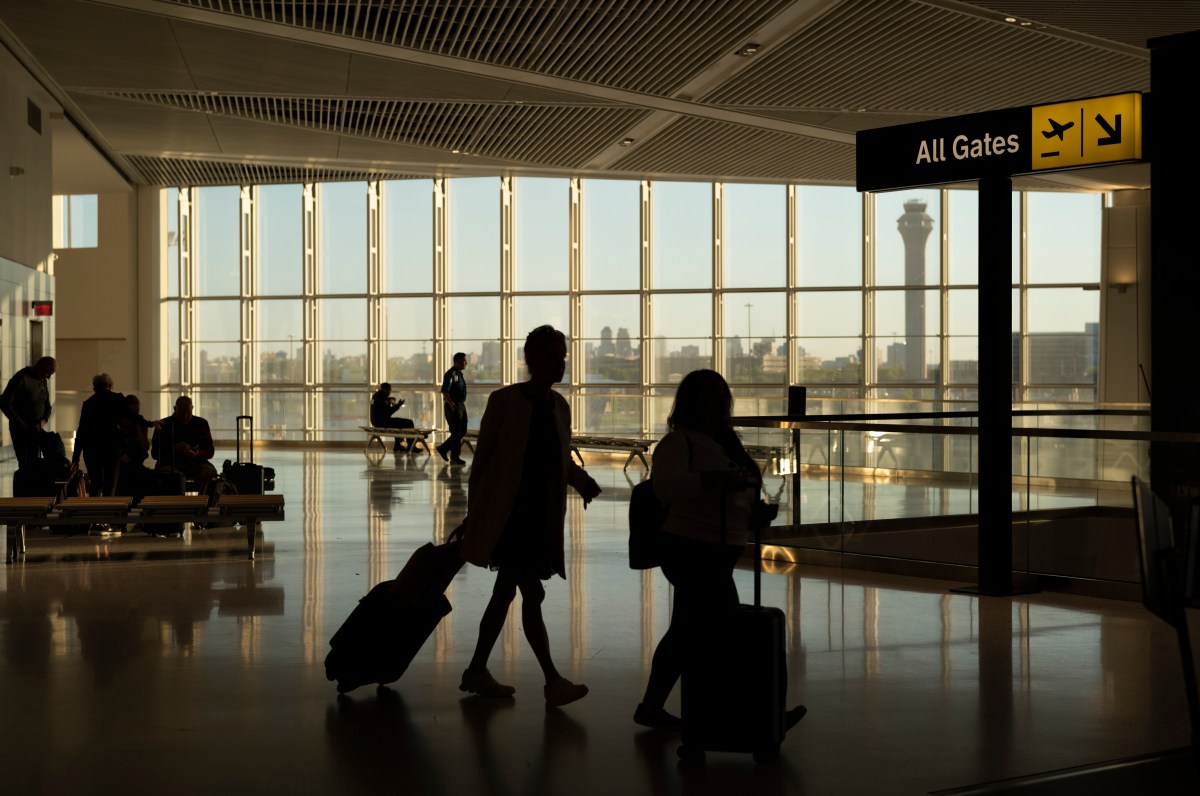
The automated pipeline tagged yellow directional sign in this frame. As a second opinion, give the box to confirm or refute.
[1031,93,1141,170]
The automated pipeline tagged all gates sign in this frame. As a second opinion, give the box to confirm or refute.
[856,92,1143,192]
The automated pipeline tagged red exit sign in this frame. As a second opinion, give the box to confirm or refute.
[31,300,53,317]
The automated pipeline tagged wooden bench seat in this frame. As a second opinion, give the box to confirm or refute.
[360,426,435,455]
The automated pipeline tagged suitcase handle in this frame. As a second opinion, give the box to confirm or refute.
[236,415,253,464]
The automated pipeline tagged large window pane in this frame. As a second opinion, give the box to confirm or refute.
[582,294,640,384]
[448,296,501,382]
[320,342,368,384]
[797,339,862,383]
[583,387,642,435]
[319,389,362,439]
[1027,193,1101,284]
[515,295,570,380]
[723,183,785,288]
[196,186,240,296]
[195,300,241,341]
[948,337,979,384]
[259,184,303,295]
[319,298,367,340]
[583,179,640,290]
[948,190,977,285]
[797,291,861,338]
[798,186,861,287]
[258,299,303,383]
[652,293,712,381]
[258,390,305,441]
[874,289,941,383]
[197,343,240,384]
[515,178,568,292]
[384,297,434,383]
[724,291,786,384]
[874,189,941,287]
[1027,288,1098,385]
[193,391,243,439]
[319,298,367,383]
[652,182,711,289]
[383,180,433,294]
[449,178,500,292]
[319,182,367,294]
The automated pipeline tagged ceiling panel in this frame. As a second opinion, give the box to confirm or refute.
[161,0,796,96]
[170,19,353,95]
[962,1,1200,48]
[68,92,221,152]
[1,0,194,89]
[611,117,856,183]
[704,0,1148,113]
[205,115,343,159]
[126,154,423,186]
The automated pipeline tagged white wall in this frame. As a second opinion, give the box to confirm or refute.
[0,47,56,453]
[1100,190,1151,403]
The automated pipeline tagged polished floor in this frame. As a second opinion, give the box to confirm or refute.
[1,449,1196,795]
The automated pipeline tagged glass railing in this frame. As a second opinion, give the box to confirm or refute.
[732,408,1159,587]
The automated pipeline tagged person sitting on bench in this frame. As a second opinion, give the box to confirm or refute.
[151,395,218,493]
[370,382,416,452]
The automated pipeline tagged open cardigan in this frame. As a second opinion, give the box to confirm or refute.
[462,383,591,578]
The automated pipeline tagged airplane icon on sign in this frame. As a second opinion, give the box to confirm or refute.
[1041,118,1075,140]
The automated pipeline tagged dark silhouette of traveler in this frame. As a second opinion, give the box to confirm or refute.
[0,356,56,470]
[370,382,416,452]
[436,352,469,465]
[634,369,804,730]
[116,394,158,498]
[459,325,602,707]
[72,373,156,497]
[151,395,218,493]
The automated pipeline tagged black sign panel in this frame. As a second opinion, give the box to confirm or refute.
[857,107,1027,192]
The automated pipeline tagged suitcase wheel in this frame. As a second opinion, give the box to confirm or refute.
[676,745,705,762]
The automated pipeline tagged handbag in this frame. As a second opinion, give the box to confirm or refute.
[628,435,691,570]
[628,479,668,569]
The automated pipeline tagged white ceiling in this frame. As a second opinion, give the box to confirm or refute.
[2,0,1195,190]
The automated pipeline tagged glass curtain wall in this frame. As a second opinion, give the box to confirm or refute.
[162,180,1102,439]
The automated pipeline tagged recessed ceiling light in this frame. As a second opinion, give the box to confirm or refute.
[1004,17,1017,22]
[736,43,761,56]
[1019,20,1032,26]
[620,137,635,146]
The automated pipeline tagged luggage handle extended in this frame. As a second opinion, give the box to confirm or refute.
[720,488,764,609]
[236,415,254,464]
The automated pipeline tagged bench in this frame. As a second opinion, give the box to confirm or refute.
[3,493,285,562]
[463,431,652,470]
[570,436,653,471]
[361,426,435,455]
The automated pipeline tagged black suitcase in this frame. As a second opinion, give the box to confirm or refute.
[222,415,274,495]
[325,531,465,694]
[13,456,71,497]
[143,468,188,536]
[678,495,789,762]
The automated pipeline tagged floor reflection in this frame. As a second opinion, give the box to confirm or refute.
[0,449,1194,794]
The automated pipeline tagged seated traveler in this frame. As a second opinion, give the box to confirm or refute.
[370,382,416,453]
[151,396,218,493]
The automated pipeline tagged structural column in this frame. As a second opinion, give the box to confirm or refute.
[976,175,1013,595]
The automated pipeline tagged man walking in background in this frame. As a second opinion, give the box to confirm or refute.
[437,352,468,465]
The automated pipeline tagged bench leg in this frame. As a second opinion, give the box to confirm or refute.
[246,518,257,560]
[365,434,387,453]
[622,451,636,471]
[5,523,25,564]
[634,451,650,471]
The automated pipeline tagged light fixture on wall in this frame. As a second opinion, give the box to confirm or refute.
[9,166,24,177]
[1109,282,1134,294]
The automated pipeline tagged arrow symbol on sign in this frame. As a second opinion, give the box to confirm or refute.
[1096,113,1122,146]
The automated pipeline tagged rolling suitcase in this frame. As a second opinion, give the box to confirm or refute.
[678,495,789,762]
[325,528,465,694]
[222,415,274,495]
